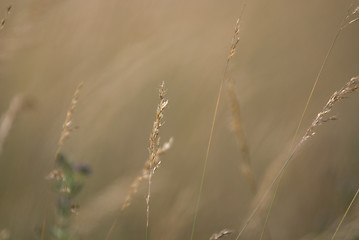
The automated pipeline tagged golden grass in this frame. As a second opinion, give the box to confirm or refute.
[145,81,169,238]
[41,82,84,240]
[260,2,359,237]
[55,82,84,160]
[224,4,258,194]
[105,82,172,240]
[190,15,243,240]
[226,78,257,192]
[0,2,358,240]
[331,188,359,240]
[236,75,359,239]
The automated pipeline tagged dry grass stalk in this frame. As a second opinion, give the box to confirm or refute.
[121,137,173,211]
[209,229,233,240]
[331,188,359,240]
[227,4,246,63]
[341,1,359,30]
[191,13,245,239]
[42,82,84,240]
[0,95,32,155]
[55,82,84,159]
[227,18,240,61]
[244,149,290,238]
[260,2,359,238]
[105,82,171,240]
[0,5,11,31]
[227,79,257,193]
[301,76,359,145]
[224,8,270,238]
[145,81,169,237]
[227,79,272,239]
[236,75,359,239]
[223,8,264,237]
[225,4,257,193]
[291,0,359,149]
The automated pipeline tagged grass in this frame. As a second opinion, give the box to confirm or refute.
[236,75,359,239]
[331,188,359,240]
[190,15,242,240]
[42,82,88,240]
[259,2,359,238]
[0,1,359,240]
[105,82,172,240]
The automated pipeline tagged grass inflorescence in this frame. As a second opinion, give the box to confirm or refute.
[43,82,90,240]
[105,82,172,240]
[0,2,359,240]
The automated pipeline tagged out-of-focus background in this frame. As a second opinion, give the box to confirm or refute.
[0,0,359,239]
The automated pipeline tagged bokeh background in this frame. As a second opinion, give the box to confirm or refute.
[0,0,359,239]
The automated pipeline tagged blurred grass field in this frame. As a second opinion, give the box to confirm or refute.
[0,0,359,239]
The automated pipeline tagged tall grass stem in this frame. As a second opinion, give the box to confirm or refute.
[331,188,359,240]
[259,2,355,237]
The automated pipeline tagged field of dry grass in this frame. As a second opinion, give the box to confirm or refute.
[1,0,359,239]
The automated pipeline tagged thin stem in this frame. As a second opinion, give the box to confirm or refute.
[235,148,298,240]
[104,212,122,240]
[258,3,350,238]
[237,74,359,239]
[190,71,226,240]
[259,172,283,240]
[190,6,246,239]
[331,188,359,240]
[146,172,153,240]
[290,27,342,149]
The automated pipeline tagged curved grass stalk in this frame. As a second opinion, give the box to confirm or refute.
[104,83,172,240]
[190,10,244,239]
[259,2,359,238]
[236,75,359,239]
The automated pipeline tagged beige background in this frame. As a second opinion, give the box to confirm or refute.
[0,0,359,239]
